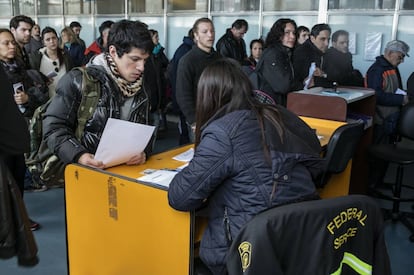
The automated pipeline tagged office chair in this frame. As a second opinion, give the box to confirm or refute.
[316,122,365,188]
[368,103,414,242]
[226,195,391,275]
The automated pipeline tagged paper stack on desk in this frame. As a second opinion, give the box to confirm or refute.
[94,118,155,167]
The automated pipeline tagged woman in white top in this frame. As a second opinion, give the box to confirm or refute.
[29,26,73,98]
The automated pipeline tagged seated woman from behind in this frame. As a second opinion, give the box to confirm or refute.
[168,58,324,275]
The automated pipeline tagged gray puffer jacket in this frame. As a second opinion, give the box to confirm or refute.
[43,65,150,164]
[168,107,323,274]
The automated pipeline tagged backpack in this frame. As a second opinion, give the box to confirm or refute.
[25,67,101,187]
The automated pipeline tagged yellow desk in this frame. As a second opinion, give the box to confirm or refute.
[65,118,350,274]
[65,146,194,275]
[299,116,352,198]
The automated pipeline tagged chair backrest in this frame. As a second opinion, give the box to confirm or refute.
[226,195,391,275]
[398,103,414,140]
[317,122,364,187]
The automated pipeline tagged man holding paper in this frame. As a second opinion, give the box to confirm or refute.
[43,20,154,169]
[366,39,410,145]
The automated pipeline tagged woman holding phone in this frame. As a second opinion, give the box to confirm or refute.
[0,28,48,119]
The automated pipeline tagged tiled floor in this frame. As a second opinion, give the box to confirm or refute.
[1,120,413,275]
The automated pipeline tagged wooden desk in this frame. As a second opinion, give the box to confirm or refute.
[65,119,349,274]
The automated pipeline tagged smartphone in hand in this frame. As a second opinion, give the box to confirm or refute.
[13,82,24,94]
[46,70,58,78]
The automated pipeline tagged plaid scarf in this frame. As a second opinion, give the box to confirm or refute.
[105,52,142,97]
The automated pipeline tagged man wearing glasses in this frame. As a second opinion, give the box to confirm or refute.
[366,39,410,145]
[366,39,410,190]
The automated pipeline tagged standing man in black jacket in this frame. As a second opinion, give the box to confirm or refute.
[293,23,331,88]
[216,19,248,64]
[176,18,221,142]
[43,20,154,169]
[323,30,364,87]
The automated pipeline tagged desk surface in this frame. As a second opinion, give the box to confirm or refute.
[293,86,375,103]
[65,117,349,275]
[299,116,346,148]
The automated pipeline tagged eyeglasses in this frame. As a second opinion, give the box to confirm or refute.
[52,61,59,72]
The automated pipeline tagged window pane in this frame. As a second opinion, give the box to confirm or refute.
[263,0,318,11]
[38,0,62,15]
[97,0,125,14]
[212,0,259,12]
[0,0,11,16]
[328,0,395,9]
[401,0,414,10]
[13,0,35,15]
[168,0,207,12]
[129,0,164,13]
[65,0,92,15]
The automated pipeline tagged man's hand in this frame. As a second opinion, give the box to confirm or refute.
[78,153,105,169]
[126,152,146,165]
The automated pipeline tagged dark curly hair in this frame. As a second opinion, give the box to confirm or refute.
[265,18,297,48]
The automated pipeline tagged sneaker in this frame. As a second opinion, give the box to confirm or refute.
[24,182,48,192]
[29,219,40,231]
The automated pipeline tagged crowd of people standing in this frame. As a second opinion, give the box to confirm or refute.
[1,14,412,274]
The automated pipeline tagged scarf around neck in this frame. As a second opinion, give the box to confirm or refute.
[91,52,142,97]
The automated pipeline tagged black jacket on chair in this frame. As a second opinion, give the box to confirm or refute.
[226,195,391,275]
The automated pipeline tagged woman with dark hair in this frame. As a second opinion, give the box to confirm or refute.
[242,38,264,73]
[296,25,310,45]
[0,28,48,119]
[255,18,302,106]
[0,28,47,229]
[168,58,323,274]
[30,26,73,97]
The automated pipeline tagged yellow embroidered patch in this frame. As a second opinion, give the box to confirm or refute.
[238,241,252,272]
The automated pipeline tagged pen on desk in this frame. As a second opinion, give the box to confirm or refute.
[161,168,180,172]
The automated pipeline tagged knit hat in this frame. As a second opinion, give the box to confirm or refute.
[385,40,410,57]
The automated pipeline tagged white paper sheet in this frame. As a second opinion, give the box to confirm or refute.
[364,32,382,61]
[172,148,194,162]
[395,88,407,95]
[94,118,155,167]
[137,170,178,188]
[304,62,316,90]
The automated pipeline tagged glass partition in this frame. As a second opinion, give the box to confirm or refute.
[167,0,207,12]
[38,0,62,15]
[129,0,164,13]
[263,0,318,11]
[211,0,259,12]
[328,0,395,9]
[64,0,92,15]
[0,0,11,17]
[166,16,199,58]
[37,17,64,36]
[97,0,125,14]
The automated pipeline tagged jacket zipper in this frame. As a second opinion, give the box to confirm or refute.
[223,206,232,246]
